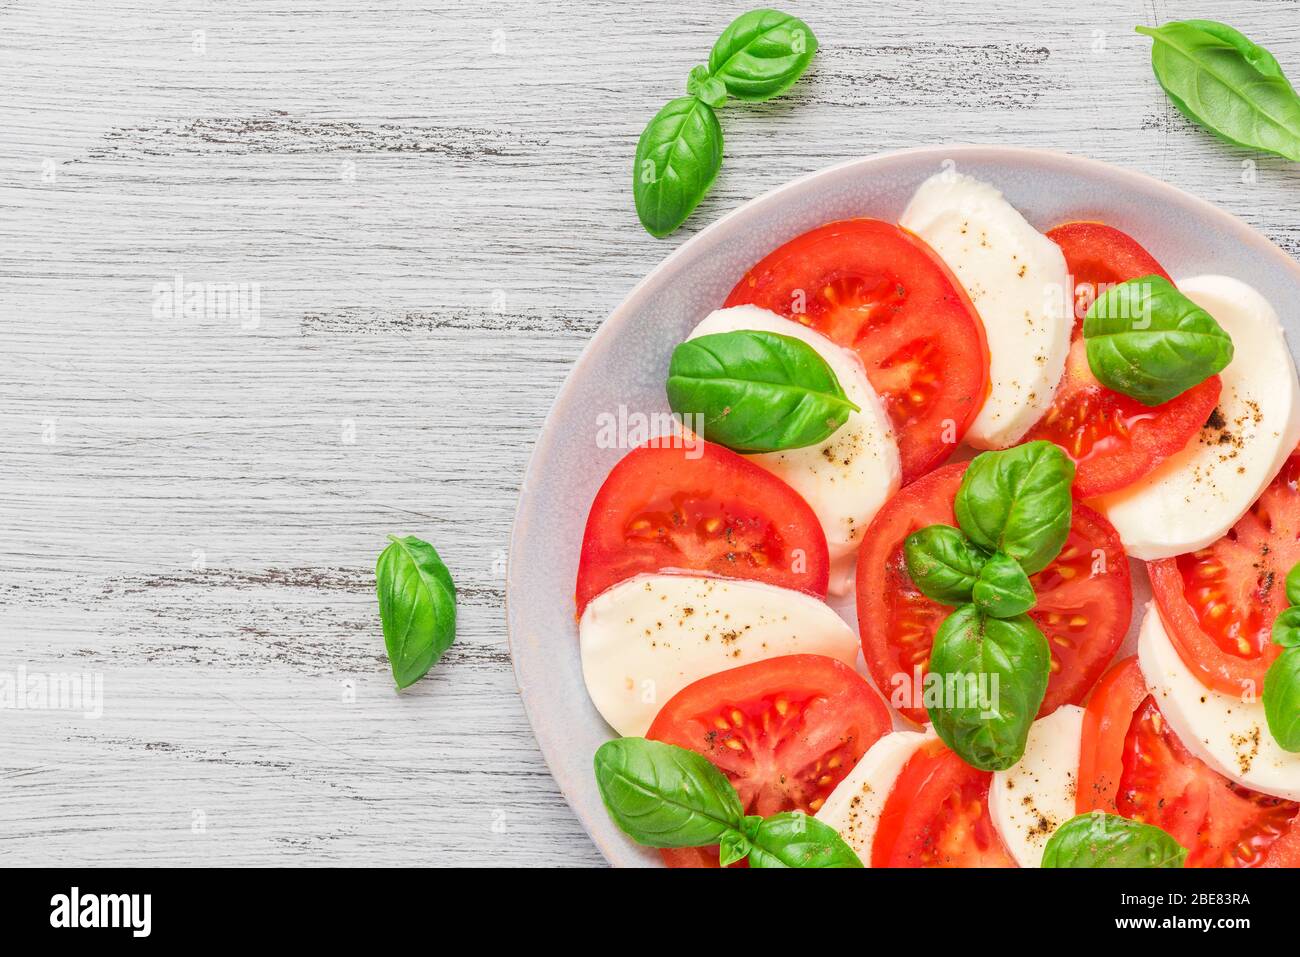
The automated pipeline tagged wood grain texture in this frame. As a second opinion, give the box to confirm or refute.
[1,0,1297,867]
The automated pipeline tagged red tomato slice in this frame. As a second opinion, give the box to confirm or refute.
[724,219,990,483]
[574,440,830,615]
[870,739,1015,867]
[647,655,891,868]
[1025,222,1219,498]
[1047,221,1172,335]
[856,463,1132,724]
[1147,447,1300,696]
[1078,657,1299,868]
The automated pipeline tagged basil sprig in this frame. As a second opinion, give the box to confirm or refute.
[928,606,1050,772]
[594,738,861,867]
[375,535,457,689]
[1136,20,1300,163]
[954,441,1074,575]
[1042,813,1188,868]
[667,329,859,452]
[1264,564,1300,752]
[633,9,818,237]
[1082,275,1234,407]
[972,552,1036,618]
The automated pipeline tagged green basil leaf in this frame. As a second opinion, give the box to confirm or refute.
[633,97,723,238]
[972,552,1036,618]
[904,524,987,605]
[927,605,1050,771]
[593,738,744,848]
[667,329,859,452]
[375,534,456,689]
[707,9,818,103]
[1136,21,1300,162]
[686,64,728,109]
[954,442,1074,575]
[745,812,863,868]
[1273,606,1300,649]
[718,829,751,867]
[1264,649,1300,752]
[1286,561,1300,607]
[1083,275,1234,407]
[1042,813,1188,868]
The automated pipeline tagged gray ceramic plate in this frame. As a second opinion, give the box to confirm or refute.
[507,145,1300,868]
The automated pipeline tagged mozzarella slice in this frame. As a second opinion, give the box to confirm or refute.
[1094,276,1300,560]
[1137,601,1300,801]
[899,172,1070,449]
[815,730,932,863]
[686,306,901,594]
[579,573,859,737]
[989,705,1084,868]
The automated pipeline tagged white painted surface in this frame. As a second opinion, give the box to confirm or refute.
[1,0,1298,867]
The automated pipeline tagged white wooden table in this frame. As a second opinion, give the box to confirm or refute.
[2,0,1297,867]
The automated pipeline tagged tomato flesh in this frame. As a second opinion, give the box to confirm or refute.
[575,440,830,614]
[856,463,1132,724]
[724,218,990,483]
[871,740,1015,868]
[1148,447,1300,695]
[648,655,890,868]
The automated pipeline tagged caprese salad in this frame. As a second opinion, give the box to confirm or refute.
[576,167,1300,868]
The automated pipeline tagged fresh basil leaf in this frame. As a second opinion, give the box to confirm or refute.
[972,552,1036,618]
[1083,275,1234,407]
[707,9,818,103]
[1273,606,1300,648]
[904,524,987,605]
[745,812,863,868]
[927,605,1050,771]
[686,64,728,109]
[1286,561,1300,607]
[667,329,859,452]
[1136,21,1300,162]
[718,829,751,867]
[1042,813,1187,868]
[593,738,744,848]
[633,97,723,238]
[1264,649,1300,752]
[375,534,456,689]
[954,442,1074,575]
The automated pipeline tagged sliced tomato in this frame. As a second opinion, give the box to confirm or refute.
[856,463,1132,724]
[1147,447,1300,696]
[871,739,1015,867]
[1047,221,1172,335]
[574,440,830,615]
[1078,656,1299,868]
[1025,222,1217,498]
[647,655,890,868]
[1024,339,1222,498]
[724,219,989,483]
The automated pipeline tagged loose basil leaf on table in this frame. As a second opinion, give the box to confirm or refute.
[666,329,859,452]
[1264,649,1300,752]
[1042,813,1188,868]
[633,96,724,238]
[375,534,457,689]
[953,441,1075,575]
[593,738,744,848]
[904,524,988,605]
[1136,20,1300,162]
[1273,606,1300,648]
[1286,561,1300,607]
[972,551,1036,619]
[927,605,1050,771]
[707,9,819,102]
[1083,275,1234,406]
[744,812,863,868]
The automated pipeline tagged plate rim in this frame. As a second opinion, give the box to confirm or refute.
[505,144,1300,868]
